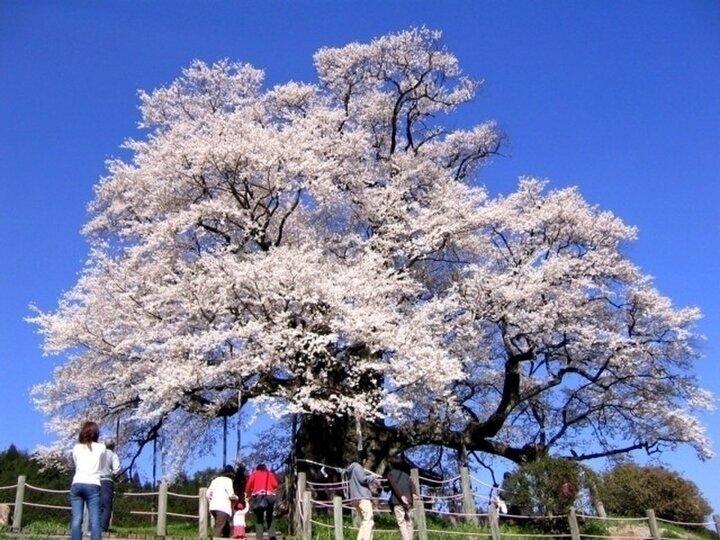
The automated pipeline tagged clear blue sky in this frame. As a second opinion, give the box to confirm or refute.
[1,0,719,515]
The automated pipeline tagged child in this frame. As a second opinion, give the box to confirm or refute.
[232,499,249,539]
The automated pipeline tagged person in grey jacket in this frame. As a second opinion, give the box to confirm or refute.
[345,450,379,540]
[99,439,121,532]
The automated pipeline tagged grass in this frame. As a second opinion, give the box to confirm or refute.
[3,513,718,540]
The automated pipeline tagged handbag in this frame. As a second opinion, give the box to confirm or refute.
[253,494,269,510]
[253,493,276,510]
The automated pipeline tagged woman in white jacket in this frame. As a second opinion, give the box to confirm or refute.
[207,465,238,538]
[70,421,106,540]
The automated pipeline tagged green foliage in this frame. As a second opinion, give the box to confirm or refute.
[578,517,610,537]
[503,456,598,517]
[598,463,712,525]
[0,444,71,528]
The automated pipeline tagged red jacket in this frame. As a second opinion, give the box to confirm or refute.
[245,469,279,496]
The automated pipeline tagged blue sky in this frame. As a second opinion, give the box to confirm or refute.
[1,0,719,515]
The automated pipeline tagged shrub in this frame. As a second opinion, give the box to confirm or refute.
[598,463,711,524]
[504,456,599,517]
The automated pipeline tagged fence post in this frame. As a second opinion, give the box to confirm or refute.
[595,499,607,518]
[646,509,660,540]
[12,475,25,530]
[302,490,312,540]
[460,466,478,525]
[568,507,581,540]
[713,514,720,538]
[156,482,168,538]
[410,468,427,540]
[295,472,306,537]
[488,501,501,540]
[333,495,344,540]
[198,487,208,540]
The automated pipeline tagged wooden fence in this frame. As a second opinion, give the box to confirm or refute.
[2,470,720,539]
[292,468,720,540]
[0,475,211,538]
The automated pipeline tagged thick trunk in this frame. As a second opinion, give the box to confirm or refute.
[294,414,359,470]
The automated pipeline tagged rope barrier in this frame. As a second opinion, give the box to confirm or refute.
[418,473,461,484]
[308,518,334,528]
[576,514,648,522]
[307,480,345,489]
[655,516,715,527]
[22,502,70,510]
[423,528,489,537]
[469,474,497,490]
[166,490,199,499]
[0,484,17,491]
[166,511,199,519]
[582,536,645,540]
[129,510,199,519]
[296,458,345,474]
[24,483,69,494]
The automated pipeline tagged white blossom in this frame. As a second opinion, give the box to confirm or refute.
[29,29,712,475]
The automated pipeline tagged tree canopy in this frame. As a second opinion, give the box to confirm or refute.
[29,28,712,478]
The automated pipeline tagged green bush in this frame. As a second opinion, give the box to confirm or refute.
[503,456,598,517]
[579,517,610,537]
[598,463,711,525]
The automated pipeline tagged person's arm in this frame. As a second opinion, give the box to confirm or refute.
[228,478,239,500]
[244,474,254,499]
[111,452,121,476]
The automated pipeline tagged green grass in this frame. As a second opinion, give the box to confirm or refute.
[5,512,719,540]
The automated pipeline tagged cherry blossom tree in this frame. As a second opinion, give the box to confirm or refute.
[29,28,712,478]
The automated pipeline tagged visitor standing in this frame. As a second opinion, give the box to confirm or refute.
[207,465,239,538]
[345,450,379,540]
[386,456,418,540]
[99,439,121,532]
[245,463,279,540]
[70,421,106,540]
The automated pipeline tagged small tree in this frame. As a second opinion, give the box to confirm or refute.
[505,457,599,517]
[599,463,711,524]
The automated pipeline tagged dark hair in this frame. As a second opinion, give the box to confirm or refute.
[222,465,235,478]
[255,463,267,471]
[357,449,368,462]
[78,421,100,448]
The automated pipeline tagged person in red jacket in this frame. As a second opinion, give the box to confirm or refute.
[244,464,280,540]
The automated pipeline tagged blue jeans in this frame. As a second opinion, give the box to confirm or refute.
[70,483,101,540]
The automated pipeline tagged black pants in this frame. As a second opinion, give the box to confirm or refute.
[100,479,115,532]
[252,502,276,540]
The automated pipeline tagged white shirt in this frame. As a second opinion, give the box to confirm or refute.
[207,475,236,516]
[72,442,106,486]
[233,505,248,527]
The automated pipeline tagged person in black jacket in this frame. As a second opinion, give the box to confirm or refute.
[386,456,418,540]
